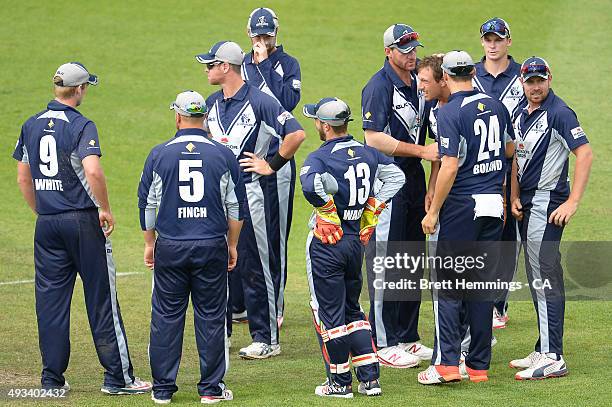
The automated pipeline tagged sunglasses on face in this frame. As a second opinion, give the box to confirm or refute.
[206,61,223,70]
[480,20,509,37]
[521,63,550,77]
[393,31,419,47]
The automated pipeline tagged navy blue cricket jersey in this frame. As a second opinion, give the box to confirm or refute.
[437,90,514,195]
[361,59,430,171]
[242,45,301,112]
[13,100,102,215]
[513,89,589,197]
[473,56,526,118]
[205,83,302,183]
[300,135,405,236]
[138,128,246,241]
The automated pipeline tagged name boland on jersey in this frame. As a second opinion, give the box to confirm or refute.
[437,90,514,195]
[138,128,246,241]
[242,45,301,112]
[473,56,526,118]
[512,89,589,197]
[12,100,102,215]
[205,84,303,183]
[300,135,405,236]
[361,59,430,171]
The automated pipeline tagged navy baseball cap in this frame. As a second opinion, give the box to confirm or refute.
[520,56,551,80]
[383,24,423,53]
[170,90,207,117]
[53,62,98,86]
[247,7,279,37]
[441,50,475,77]
[303,97,353,126]
[195,41,245,65]
[480,17,511,38]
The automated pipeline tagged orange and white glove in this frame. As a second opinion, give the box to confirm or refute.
[359,197,386,245]
[313,199,344,245]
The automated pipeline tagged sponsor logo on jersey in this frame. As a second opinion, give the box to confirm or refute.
[48,119,54,128]
[89,139,96,146]
[277,111,294,125]
[186,142,196,152]
[347,148,354,157]
[292,79,301,90]
[477,102,486,112]
[440,136,449,149]
[300,165,310,176]
[571,126,586,139]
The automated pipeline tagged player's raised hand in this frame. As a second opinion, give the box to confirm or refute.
[511,198,524,221]
[421,211,438,235]
[228,245,238,272]
[99,210,115,237]
[548,200,578,226]
[240,152,274,175]
[253,40,268,63]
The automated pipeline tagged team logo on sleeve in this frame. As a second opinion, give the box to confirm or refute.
[277,111,294,125]
[440,136,449,148]
[300,165,310,176]
[292,79,301,90]
[571,126,586,139]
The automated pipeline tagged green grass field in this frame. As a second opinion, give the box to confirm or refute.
[1,0,611,405]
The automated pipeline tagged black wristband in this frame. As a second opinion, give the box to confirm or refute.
[267,152,289,172]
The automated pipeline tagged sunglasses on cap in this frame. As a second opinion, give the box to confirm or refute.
[185,103,206,115]
[392,31,420,47]
[521,63,550,77]
[480,19,509,37]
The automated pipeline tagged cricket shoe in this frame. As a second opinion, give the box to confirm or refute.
[238,342,281,360]
[42,380,70,392]
[152,393,172,404]
[315,379,353,398]
[515,355,568,380]
[399,342,433,361]
[231,311,248,324]
[417,365,462,385]
[358,379,382,396]
[200,386,233,404]
[101,377,152,395]
[459,362,488,383]
[493,309,508,329]
[460,336,497,363]
[377,346,420,368]
[509,351,543,369]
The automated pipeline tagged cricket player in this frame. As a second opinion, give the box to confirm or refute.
[138,91,245,404]
[300,97,405,397]
[237,7,302,325]
[474,17,526,328]
[419,51,515,385]
[509,57,593,380]
[361,23,437,367]
[195,41,305,359]
[13,62,151,394]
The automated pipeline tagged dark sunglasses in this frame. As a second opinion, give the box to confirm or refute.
[206,61,223,70]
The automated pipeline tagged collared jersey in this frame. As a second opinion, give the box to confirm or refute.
[513,89,589,196]
[138,128,245,241]
[473,56,526,118]
[438,90,514,195]
[205,83,303,183]
[242,45,301,112]
[13,100,102,215]
[300,135,405,236]
[361,59,430,170]
[428,100,441,142]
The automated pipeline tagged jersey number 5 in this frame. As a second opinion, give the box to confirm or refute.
[179,160,204,202]
[344,163,371,206]
[474,115,501,162]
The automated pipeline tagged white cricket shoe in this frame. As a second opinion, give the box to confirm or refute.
[238,342,281,360]
[509,351,543,369]
[152,393,171,404]
[515,354,568,380]
[357,379,382,396]
[377,346,420,368]
[493,309,508,329]
[101,377,152,395]
[398,342,433,361]
[417,365,462,385]
[315,379,353,398]
[201,388,233,404]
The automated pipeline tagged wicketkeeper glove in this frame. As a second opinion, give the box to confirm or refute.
[359,197,386,245]
[313,198,344,245]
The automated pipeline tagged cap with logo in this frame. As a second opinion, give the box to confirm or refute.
[383,24,423,54]
[441,50,475,77]
[170,90,207,117]
[195,41,245,66]
[53,62,98,87]
[247,7,279,37]
[520,56,551,80]
[303,97,353,126]
[480,17,511,38]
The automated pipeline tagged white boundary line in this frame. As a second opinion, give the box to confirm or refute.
[0,272,144,286]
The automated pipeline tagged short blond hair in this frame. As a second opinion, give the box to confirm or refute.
[53,76,79,98]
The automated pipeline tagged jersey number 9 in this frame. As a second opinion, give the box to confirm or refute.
[39,135,59,177]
